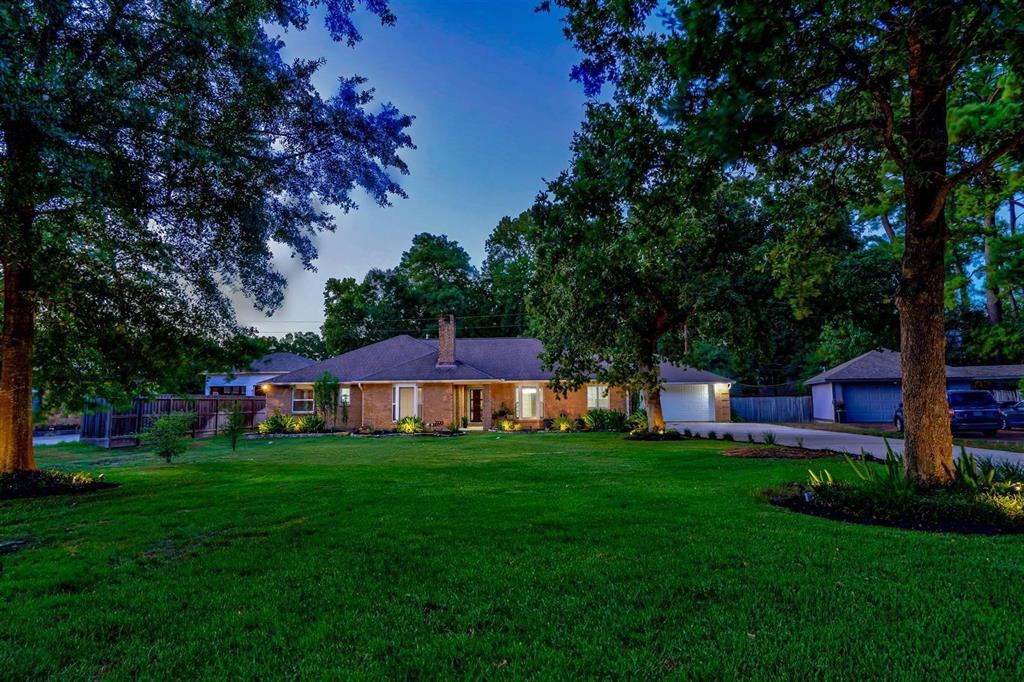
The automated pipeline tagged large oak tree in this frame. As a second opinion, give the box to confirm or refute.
[0,0,412,471]
[552,0,1024,484]
[530,102,771,430]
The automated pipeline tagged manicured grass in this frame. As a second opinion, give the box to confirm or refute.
[3,434,1024,678]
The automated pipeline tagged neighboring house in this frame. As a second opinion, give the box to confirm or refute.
[952,365,1024,400]
[265,315,732,430]
[204,352,315,397]
[806,348,1024,423]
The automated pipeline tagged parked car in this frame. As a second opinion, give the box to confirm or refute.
[1001,401,1024,430]
[893,390,1003,437]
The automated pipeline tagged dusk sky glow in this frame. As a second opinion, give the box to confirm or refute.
[234,2,587,334]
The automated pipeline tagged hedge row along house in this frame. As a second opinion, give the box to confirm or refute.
[262,316,731,430]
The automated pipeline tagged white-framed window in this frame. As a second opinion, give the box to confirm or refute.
[340,387,351,406]
[292,387,314,413]
[587,385,610,410]
[209,385,246,396]
[392,384,421,421]
[516,385,543,420]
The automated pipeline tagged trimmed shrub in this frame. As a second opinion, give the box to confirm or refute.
[626,408,648,433]
[582,408,629,432]
[144,412,194,462]
[553,414,576,432]
[294,414,326,433]
[496,418,521,432]
[258,411,296,435]
[396,416,426,433]
[492,403,514,420]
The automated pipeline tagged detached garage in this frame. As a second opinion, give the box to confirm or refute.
[654,365,732,423]
[806,349,971,423]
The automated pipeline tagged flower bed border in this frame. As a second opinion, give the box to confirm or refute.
[768,484,1024,535]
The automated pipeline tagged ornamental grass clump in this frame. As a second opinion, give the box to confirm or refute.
[293,414,326,434]
[553,414,576,432]
[496,418,522,432]
[626,408,648,433]
[396,416,426,433]
[258,411,296,435]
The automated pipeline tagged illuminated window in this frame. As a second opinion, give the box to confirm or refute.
[340,387,351,405]
[516,386,543,419]
[587,385,610,410]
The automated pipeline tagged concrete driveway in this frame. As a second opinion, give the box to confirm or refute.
[669,422,1024,467]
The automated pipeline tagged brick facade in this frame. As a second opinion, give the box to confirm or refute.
[264,384,363,429]
[267,381,675,431]
[360,383,394,430]
[421,383,456,428]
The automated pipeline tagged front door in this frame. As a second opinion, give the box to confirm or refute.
[470,389,483,423]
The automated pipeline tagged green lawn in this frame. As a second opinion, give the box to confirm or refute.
[3,434,1024,679]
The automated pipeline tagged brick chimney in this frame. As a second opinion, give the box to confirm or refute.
[436,314,456,367]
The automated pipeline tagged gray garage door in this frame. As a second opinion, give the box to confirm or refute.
[842,383,902,423]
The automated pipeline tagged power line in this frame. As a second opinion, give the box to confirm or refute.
[238,312,528,325]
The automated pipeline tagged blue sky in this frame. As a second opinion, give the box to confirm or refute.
[235,1,587,334]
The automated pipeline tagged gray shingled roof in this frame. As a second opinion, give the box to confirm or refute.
[270,335,731,385]
[227,352,314,374]
[805,349,1024,385]
[805,349,907,385]
[658,364,733,384]
[953,364,1024,381]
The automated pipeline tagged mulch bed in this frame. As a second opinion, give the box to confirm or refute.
[1,469,117,501]
[723,446,843,460]
[768,486,1024,535]
[352,431,464,438]
[244,431,353,440]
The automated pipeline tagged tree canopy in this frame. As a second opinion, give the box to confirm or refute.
[0,0,412,471]
[529,101,775,428]
[548,0,1024,484]
[321,226,533,355]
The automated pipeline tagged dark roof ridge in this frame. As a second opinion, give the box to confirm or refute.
[357,352,499,381]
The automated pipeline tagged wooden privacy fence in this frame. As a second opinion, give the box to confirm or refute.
[731,396,812,423]
[80,395,266,448]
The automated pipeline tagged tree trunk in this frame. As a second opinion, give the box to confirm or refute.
[984,213,1003,324]
[645,385,665,432]
[0,263,36,472]
[1,119,41,472]
[880,213,897,242]
[896,12,954,486]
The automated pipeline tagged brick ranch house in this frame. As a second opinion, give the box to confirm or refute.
[263,316,732,430]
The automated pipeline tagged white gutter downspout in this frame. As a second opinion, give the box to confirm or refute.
[358,383,365,428]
